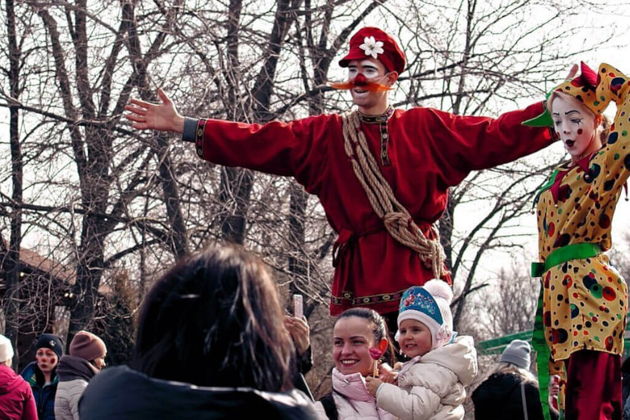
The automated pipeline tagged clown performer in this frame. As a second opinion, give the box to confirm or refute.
[124,27,556,328]
[525,62,630,419]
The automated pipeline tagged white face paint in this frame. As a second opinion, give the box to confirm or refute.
[346,58,394,114]
[550,93,601,162]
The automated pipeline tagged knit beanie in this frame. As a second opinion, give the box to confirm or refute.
[35,333,64,359]
[397,279,454,349]
[0,334,14,363]
[500,339,531,370]
[70,331,106,361]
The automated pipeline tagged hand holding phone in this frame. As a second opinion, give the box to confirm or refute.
[293,294,303,319]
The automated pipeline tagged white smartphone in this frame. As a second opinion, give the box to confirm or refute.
[293,294,303,318]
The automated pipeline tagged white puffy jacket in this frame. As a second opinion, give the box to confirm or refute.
[375,335,478,420]
[55,378,88,420]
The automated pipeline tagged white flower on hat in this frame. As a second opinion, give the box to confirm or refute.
[359,36,384,59]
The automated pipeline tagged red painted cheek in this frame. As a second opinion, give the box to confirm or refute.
[578,128,583,134]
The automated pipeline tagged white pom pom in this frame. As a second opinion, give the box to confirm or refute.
[423,279,453,304]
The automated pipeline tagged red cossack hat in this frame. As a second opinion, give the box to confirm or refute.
[339,27,406,74]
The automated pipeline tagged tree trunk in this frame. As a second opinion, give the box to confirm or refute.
[3,0,24,368]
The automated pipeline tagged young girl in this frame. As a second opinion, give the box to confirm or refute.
[525,62,630,418]
[365,280,477,419]
[315,308,397,420]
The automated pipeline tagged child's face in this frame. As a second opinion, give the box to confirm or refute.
[333,316,377,377]
[398,319,432,358]
[550,93,600,163]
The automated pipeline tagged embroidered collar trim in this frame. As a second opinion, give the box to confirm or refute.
[357,106,394,124]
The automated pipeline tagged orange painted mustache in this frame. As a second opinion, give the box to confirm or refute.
[328,73,392,92]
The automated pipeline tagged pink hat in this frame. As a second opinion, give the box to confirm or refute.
[69,331,106,361]
[339,27,406,74]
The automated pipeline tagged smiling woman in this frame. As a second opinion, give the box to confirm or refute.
[314,308,396,420]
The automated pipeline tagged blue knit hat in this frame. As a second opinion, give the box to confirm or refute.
[397,279,454,349]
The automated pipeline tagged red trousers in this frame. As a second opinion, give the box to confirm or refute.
[564,350,622,420]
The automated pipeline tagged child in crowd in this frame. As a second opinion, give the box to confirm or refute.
[366,280,477,419]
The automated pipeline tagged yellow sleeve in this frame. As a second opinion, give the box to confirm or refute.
[587,63,630,197]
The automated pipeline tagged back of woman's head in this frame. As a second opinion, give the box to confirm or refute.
[494,362,538,385]
[133,244,294,392]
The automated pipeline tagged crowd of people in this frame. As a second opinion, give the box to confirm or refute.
[0,331,107,420]
[2,24,630,419]
[2,243,626,419]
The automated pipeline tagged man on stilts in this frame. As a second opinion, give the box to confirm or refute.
[125,27,555,331]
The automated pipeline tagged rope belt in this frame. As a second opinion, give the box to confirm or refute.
[341,111,445,278]
[530,242,602,420]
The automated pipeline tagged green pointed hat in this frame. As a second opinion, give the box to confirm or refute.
[522,89,554,127]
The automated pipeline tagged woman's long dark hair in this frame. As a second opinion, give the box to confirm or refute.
[132,244,294,392]
[335,307,396,366]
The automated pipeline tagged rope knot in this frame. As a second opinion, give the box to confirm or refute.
[383,211,411,232]
[341,112,447,279]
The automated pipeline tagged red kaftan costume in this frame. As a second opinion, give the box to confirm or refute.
[193,103,553,315]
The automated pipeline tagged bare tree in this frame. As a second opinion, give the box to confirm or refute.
[1,0,31,365]
[0,0,624,376]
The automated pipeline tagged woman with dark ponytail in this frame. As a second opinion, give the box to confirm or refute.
[315,307,397,420]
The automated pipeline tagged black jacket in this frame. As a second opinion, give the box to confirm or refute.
[472,372,545,420]
[78,365,318,420]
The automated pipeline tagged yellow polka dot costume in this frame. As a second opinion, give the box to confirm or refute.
[533,63,629,362]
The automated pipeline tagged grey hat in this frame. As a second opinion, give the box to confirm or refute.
[500,339,531,369]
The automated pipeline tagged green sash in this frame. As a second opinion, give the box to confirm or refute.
[531,242,601,420]
[531,243,601,278]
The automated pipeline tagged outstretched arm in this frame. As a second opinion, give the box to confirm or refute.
[125,88,329,190]
[124,88,185,133]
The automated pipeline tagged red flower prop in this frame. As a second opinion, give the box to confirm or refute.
[369,346,383,377]
[369,347,383,360]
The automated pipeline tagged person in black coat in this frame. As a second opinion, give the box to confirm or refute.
[472,339,554,420]
[79,244,317,419]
